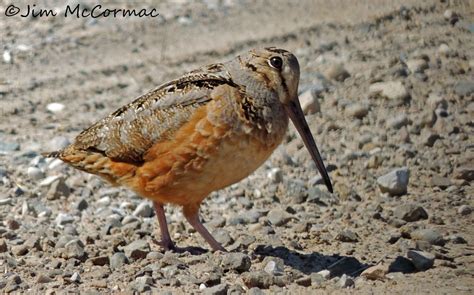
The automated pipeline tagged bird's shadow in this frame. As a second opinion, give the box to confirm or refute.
[254,245,369,277]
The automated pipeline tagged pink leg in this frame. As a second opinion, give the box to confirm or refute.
[183,205,226,252]
[153,202,175,251]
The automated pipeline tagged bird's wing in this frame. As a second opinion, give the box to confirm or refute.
[71,63,235,164]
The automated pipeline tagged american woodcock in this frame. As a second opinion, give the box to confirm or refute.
[45,47,333,252]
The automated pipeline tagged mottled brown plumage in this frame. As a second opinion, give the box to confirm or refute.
[45,47,333,252]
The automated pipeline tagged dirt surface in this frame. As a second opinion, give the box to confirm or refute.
[1,0,473,293]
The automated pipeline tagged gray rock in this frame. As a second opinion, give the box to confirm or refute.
[133,201,154,217]
[307,187,337,206]
[70,272,81,283]
[110,252,128,270]
[73,198,88,211]
[267,168,283,183]
[221,253,251,273]
[458,205,472,216]
[411,229,445,246]
[407,250,435,271]
[64,239,86,260]
[47,178,70,200]
[335,229,359,242]
[55,213,75,226]
[242,271,273,289]
[388,256,416,273]
[136,275,153,285]
[123,240,150,260]
[345,103,369,119]
[299,89,321,115]
[454,81,474,96]
[267,208,291,226]
[263,258,285,276]
[438,44,451,56]
[369,81,409,101]
[212,229,233,246]
[394,204,428,222]
[430,175,451,189]
[203,283,228,295]
[377,167,410,196]
[338,274,354,288]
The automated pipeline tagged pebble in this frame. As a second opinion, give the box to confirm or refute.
[0,198,12,206]
[377,167,410,196]
[430,175,451,189]
[47,178,70,200]
[110,252,128,270]
[122,240,150,260]
[361,264,388,280]
[411,229,445,246]
[97,196,111,207]
[421,131,440,147]
[458,205,472,216]
[325,64,350,82]
[133,201,154,217]
[221,253,251,273]
[203,283,228,295]
[267,168,283,183]
[345,103,369,119]
[46,102,65,113]
[437,44,451,56]
[427,93,447,110]
[394,204,428,222]
[37,274,53,284]
[263,258,285,276]
[212,228,233,246]
[70,272,81,283]
[242,271,273,289]
[27,167,45,180]
[317,269,331,279]
[64,239,86,260]
[267,208,291,226]
[12,245,28,256]
[369,81,409,101]
[73,198,89,211]
[407,250,435,271]
[388,256,416,273]
[295,276,312,287]
[299,89,321,114]
[3,50,12,63]
[454,80,474,97]
[338,274,354,288]
[90,256,110,266]
[55,213,75,226]
[335,229,359,242]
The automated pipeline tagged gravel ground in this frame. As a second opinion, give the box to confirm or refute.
[1,0,473,293]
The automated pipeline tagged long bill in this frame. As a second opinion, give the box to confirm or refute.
[285,99,333,193]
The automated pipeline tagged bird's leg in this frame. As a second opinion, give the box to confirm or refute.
[183,204,226,252]
[152,201,175,251]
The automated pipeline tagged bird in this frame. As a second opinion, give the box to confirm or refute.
[44,47,333,252]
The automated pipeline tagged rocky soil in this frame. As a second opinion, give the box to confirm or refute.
[1,0,473,293]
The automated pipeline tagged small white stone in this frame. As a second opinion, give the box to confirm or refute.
[317,269,331,279]
[3,51,12,63]
[438,44,451,56]
[267,168,283,183]
[47,102,65,113]
[39,175,61,186]
[27,167,45,180]
[97,196,111,206]
[199,283,207,290]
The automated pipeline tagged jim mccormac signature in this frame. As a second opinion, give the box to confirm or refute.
[4,4,160,18]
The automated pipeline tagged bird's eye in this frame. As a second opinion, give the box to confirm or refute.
[269,56,283,70]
